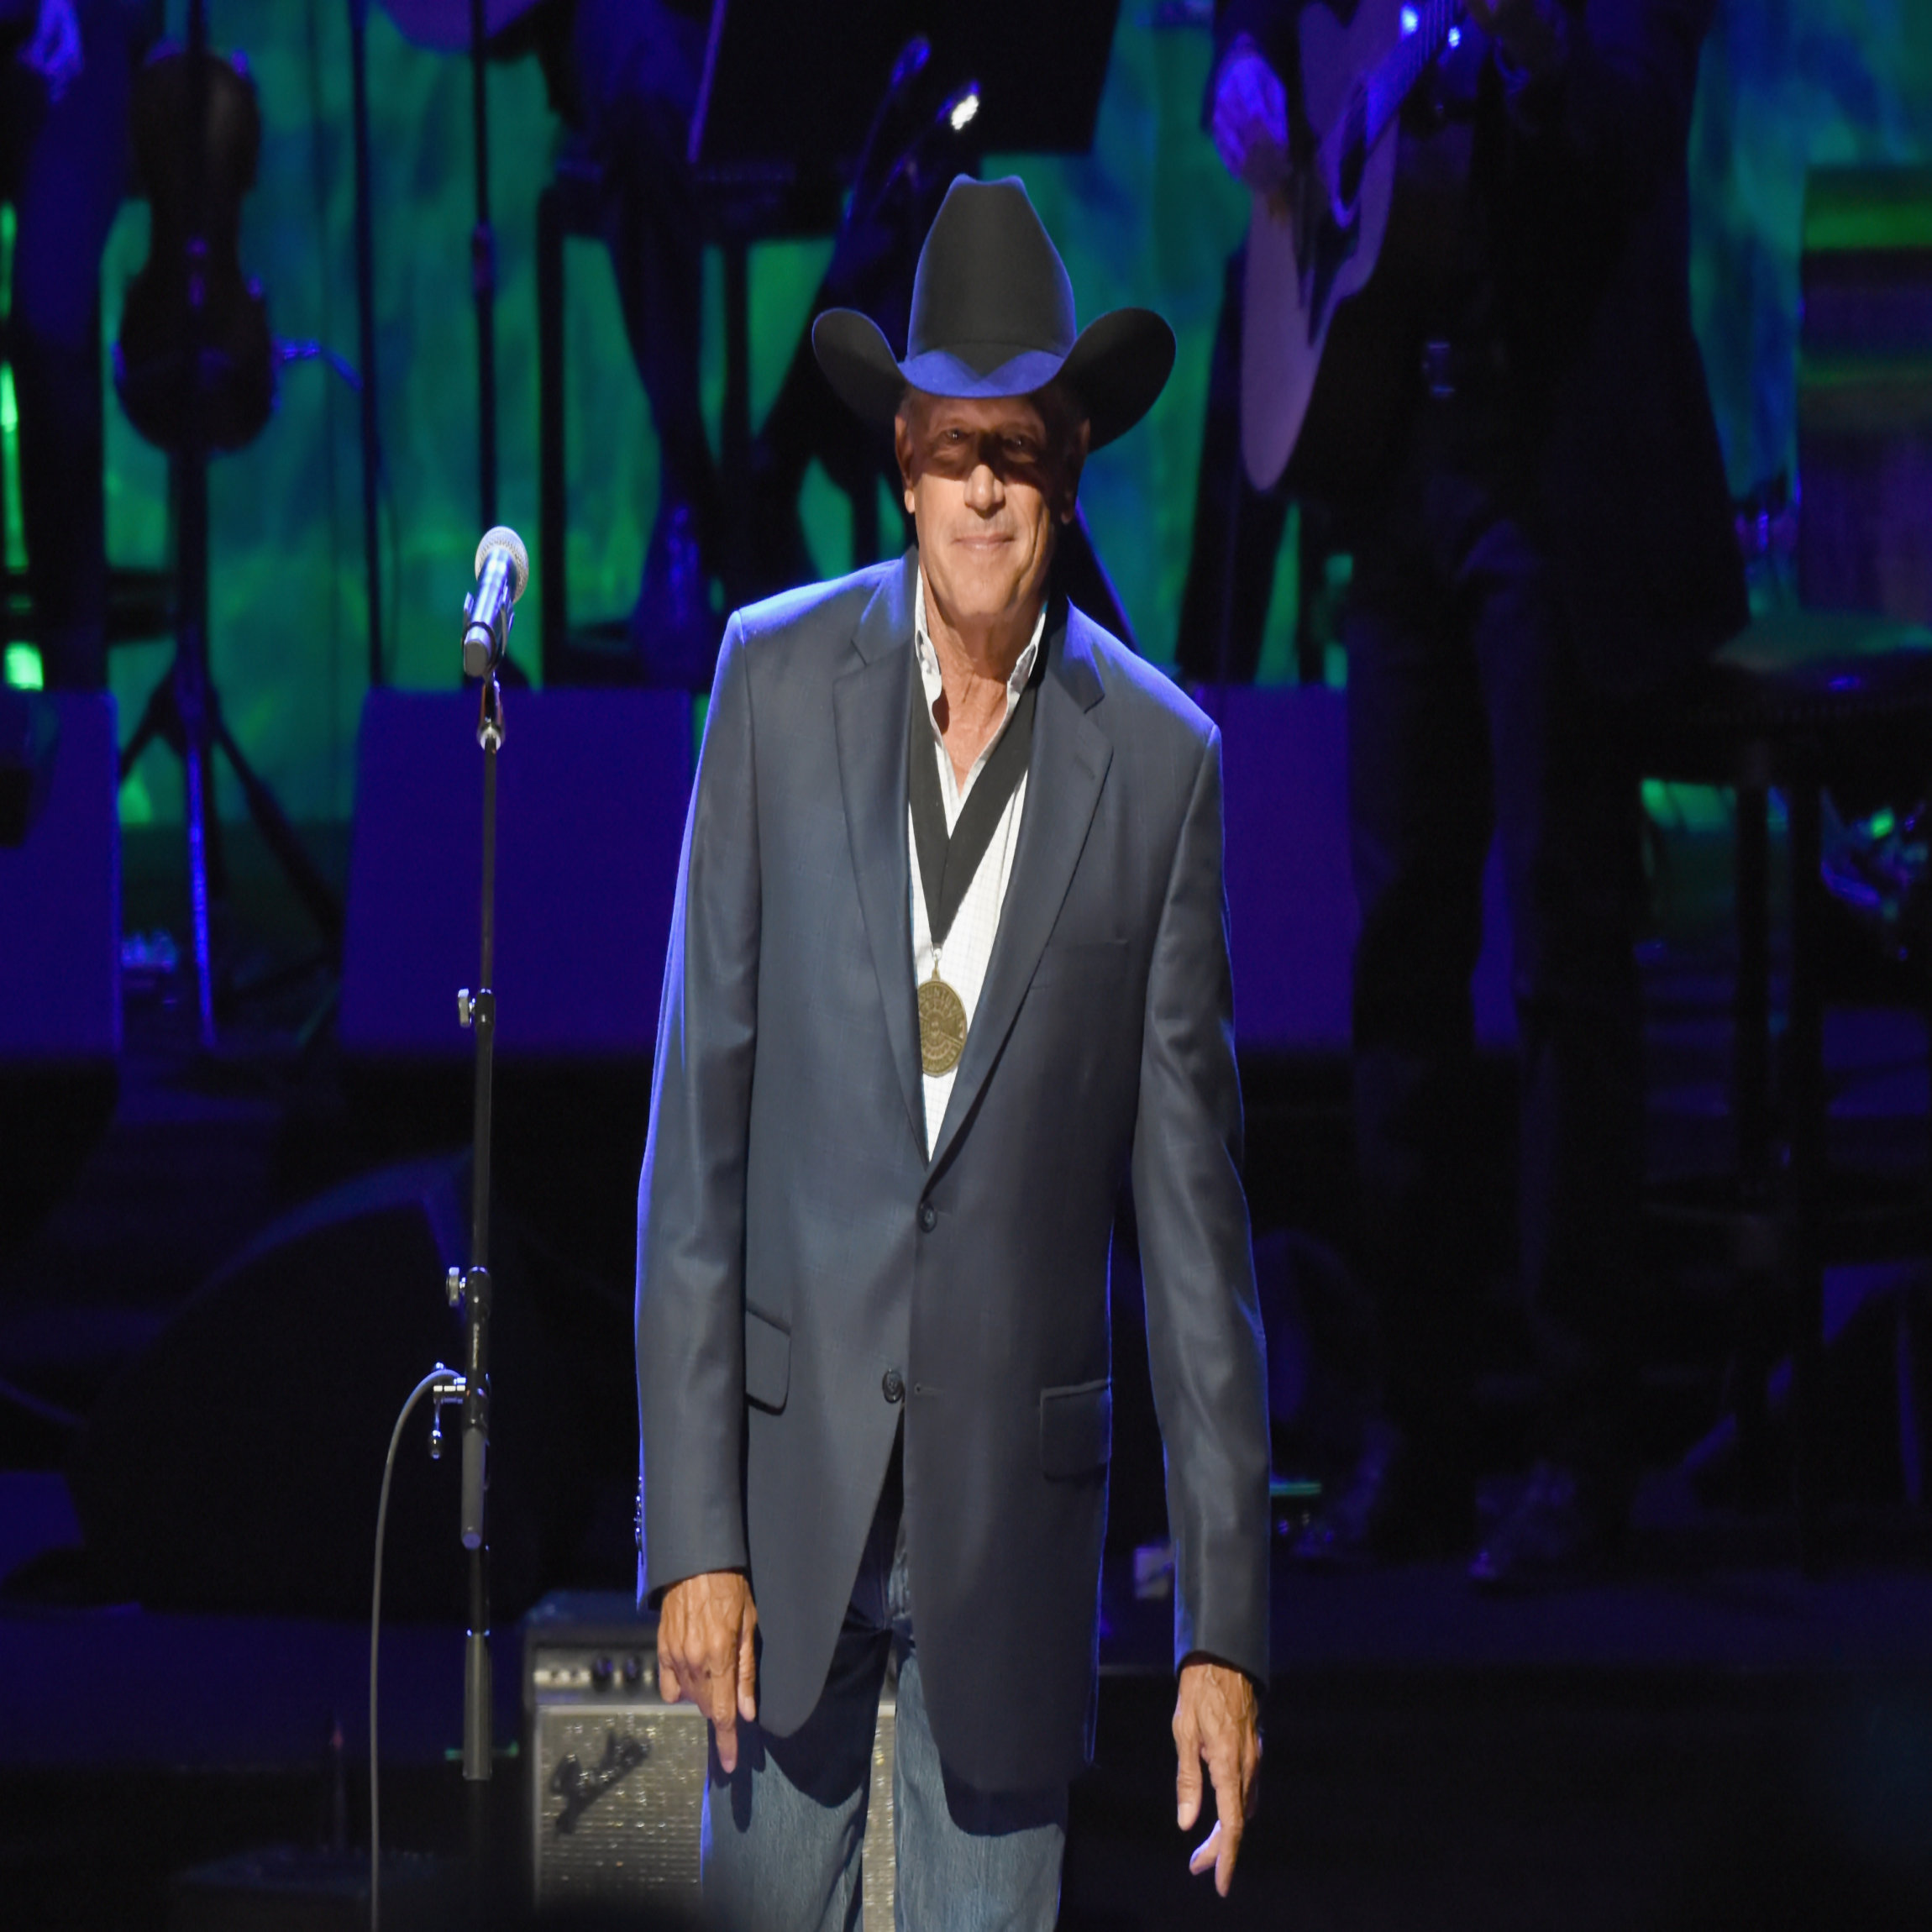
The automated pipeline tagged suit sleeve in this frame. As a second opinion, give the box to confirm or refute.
[1508,0,1715,207]
[1131,724,1273,1688]
[636,615,761,1604]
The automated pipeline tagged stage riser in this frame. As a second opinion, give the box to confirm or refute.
[0,692,120,1063]
[0,692,122,1249]
[339,690,692,1063]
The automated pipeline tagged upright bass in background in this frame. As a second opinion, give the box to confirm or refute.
[115,34,277,456]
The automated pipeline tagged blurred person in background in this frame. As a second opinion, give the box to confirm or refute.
[1209,0,1746,1587]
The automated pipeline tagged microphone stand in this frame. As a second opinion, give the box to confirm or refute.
[450,610,511,1884]
[383,564,518,1928]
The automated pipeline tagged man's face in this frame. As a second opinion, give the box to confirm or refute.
[895,391,1089,635]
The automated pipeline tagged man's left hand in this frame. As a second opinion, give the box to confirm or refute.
[1173,1659,1262,1898]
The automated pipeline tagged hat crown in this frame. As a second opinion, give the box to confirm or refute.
[906,177,1078,376]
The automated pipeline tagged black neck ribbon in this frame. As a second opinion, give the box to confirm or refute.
[906,646,1042,958]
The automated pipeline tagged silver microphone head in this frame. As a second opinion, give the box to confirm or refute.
[463,526,531,676]
[475,526,529,602]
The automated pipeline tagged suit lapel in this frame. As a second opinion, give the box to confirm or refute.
[834,553,924,1150]
[927,599,1111,1174]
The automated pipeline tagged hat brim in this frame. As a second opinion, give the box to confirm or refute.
[811,304,1175,451]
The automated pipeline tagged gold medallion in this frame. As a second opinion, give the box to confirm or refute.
[917,974,968,1077]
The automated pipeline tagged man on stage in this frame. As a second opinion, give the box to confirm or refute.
[636,176,1271,1926]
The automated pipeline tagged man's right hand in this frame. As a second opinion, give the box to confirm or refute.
[658,1571,759,1773]
[1210,38,1292,195]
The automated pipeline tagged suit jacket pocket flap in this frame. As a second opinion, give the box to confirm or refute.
[744,1307,790,1413]
[1039,1378,1112,1478]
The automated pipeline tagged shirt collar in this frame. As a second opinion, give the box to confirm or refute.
[914,571,1045,735]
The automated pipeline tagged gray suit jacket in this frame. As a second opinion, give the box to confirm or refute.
[636,549,1270,1791]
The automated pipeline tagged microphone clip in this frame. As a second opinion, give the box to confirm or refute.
[461,587,513,678]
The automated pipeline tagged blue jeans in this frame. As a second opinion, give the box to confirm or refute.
[701,1455,1067,1931]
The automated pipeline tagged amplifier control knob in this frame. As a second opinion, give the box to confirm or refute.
[591,1655,614,1689]
[622,1654,643,1687]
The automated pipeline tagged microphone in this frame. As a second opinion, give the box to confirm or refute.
[461,526,528,677]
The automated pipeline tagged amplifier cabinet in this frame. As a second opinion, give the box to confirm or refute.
[523,1593,896,1923]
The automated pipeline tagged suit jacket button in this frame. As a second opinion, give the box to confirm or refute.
[918,1203,937,1233]
[882,1368,905,1404]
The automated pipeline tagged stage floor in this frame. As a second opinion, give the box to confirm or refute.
[3,1473,1931,1929]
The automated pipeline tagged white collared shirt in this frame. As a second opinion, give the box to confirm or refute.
[909,573,1045,1154]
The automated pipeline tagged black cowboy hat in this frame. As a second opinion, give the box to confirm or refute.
[811,175,1175,450]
